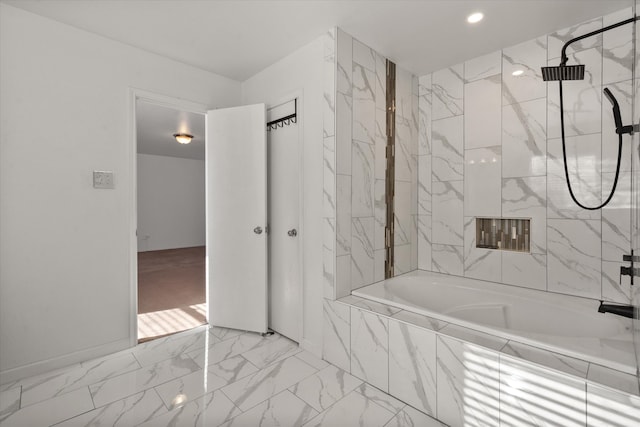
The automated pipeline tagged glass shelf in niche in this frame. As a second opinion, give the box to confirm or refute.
[476,218,530,253]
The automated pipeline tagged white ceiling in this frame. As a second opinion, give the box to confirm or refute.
[136,101,205,160]
[2,0,631,80]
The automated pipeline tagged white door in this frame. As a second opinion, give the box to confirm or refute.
[206,104,267,334]
[268,117,301,342]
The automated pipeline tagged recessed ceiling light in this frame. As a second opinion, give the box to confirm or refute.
[467,12,484,24]
[512,70,524,76]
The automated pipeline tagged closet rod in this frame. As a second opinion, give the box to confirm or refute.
[266,99,297,130]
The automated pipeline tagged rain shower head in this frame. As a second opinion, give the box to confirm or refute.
[541,64,585,81]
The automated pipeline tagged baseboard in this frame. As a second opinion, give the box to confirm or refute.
[0,337,131,386]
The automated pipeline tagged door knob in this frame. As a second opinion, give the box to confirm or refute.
[287,229,297,237]
[254,226,263,234]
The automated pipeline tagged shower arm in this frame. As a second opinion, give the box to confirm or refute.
[559,16,638,66]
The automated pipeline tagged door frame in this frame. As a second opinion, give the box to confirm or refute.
[128,88,209,346]
[266,90,305,343]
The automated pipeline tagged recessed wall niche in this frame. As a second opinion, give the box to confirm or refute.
[476,218,530,253]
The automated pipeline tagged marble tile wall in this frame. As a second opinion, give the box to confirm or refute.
[329,28,418,299]
[323,298,640,427]
[418,8,636,303]
[634,0,640,385]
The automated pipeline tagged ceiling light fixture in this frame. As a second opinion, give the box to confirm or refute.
[173,133,193,144]
[512,70,524,76]
[467,12,484,24]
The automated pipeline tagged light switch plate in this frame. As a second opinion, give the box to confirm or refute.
[93,171,114,189]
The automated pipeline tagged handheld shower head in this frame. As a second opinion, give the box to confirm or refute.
[603,88,623,131]
[541,64,585,81]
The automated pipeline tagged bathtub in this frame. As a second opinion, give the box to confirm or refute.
[352,270,636,374]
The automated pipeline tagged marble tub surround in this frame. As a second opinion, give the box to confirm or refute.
[323,295,640,427]
[1,324,445,427]
[417,7,636,304]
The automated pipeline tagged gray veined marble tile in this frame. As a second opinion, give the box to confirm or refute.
[351,217,375,289]
[500,354,586,427]
[353,65,376,145]
[0,386,21,424]
[350,308,389,392]
[548,16,602,61]
[295,350,330,371]
[323,142,336,219]
[587,382,640,427]
[208,326,244,342]
[396,67,414,121]
[502,36,547,105]
[374,179,386,251]
[417,215,432,271]
[602,8,633,85]
[336,174,352,257]
[465,50,501,82]
[502,176,546,254]
[356,383,405,415]
[89,353,201,408]
[305,390,395,427]
[336,28,352,96]
[587,363,639,396]
[323,218,335,299]
[547,219,602,299]
[432,116,463,182]
[241,334,301,369]
[290,364,362,412]
[384,405,446,427]
[323,54,336,139]
[602,261,632,304]
[336,92,353,175]
[137,389,240,427]
[547,47,603,140]
[389,320,437,416]
[394,181,411,246]
[418,87,432,156]
[436,335,500,427]
[432,64,464,120]
[323,27,336,58]
[375,53,387,112]
[501,341,589,378]
[352,141,375,217]
[418,74,431,95]
[1,386,94,427]
[431,244,463,276]
[18,351,140,407]
[187,331,274,368]
[375,109,387,180]
[322,299,351,372]
[432,180,463,246]
[502,252,547,291]
[220,390,318,427]
[464,146,501,217]
[395,116,413,183]
[154,355,258,410]
[547,135,602,220]
[133,326,209,367]
[391,310,447,333]
[464,75,502,150]
[353,38,375,71]
[602,171,631,262]
[418,155,431,216]
[353,298,402,317]
[502,98,547,178]
[336,254,352,298]
[463,216,501,283]
[374,248,386,283]
[55,389,166,427]
[220,354,316,411]
[394,244,411,276]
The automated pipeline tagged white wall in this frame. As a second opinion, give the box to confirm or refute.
[242,34,325,355]
[137,154,205,252]
[0,4,240,381]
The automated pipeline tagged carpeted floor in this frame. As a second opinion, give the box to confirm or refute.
[137,246,206,341]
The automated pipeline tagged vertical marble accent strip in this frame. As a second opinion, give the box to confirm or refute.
[336,174,352,256]
[336,93,353,175]
[432,181,463,246]
[464,74,502,149]
[432,64,464,120]
[464,146,502,217]
[432,116,464,182]
[322,300,350,372]
[352,141,375,217]
[418,74,432,156]
[323,218,336,299]
[336,28,353,96]
[351,217,375,289]
[418,215,432,271]
[502,98,546,178]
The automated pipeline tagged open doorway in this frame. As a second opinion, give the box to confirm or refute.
[135,99,207,342]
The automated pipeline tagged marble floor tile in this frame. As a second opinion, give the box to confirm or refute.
[208,326,244,342]
[356,383,405,415]
[20,352,140,407]
[220,390,318,427]
[89,354,201,407]
[133,327,211,367]
[384,405,446,427]
[295,351,330,371]
[55,389,166,427]
[187,332,269,368]
[290,365,362,412]
[154,355,258,410]
[241,334,301,369]
[0,386,21,424]
[305,390,395,427]
[221,355,317,411]
[0,387,93,427]
[137,390,241,427]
